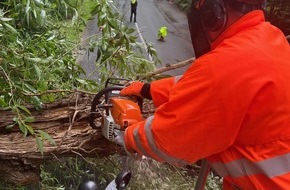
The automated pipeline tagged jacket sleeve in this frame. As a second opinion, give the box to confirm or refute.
[150,76,182,107]
[124,60,241,165]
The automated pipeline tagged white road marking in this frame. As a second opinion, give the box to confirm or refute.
[134,22,153,62]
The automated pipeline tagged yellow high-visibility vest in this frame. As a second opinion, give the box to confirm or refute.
[159,26,167,37]
[132,0,137,4]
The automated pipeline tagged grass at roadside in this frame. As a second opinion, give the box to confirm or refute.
[60,0,99,46]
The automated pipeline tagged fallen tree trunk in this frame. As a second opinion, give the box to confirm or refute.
[0,93,123,185]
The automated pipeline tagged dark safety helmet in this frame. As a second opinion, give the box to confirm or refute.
[187,0,266,58]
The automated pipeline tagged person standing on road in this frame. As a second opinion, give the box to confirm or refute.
[115,0,290,189]
[130,0,137,23]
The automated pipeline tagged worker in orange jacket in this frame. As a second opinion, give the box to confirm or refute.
[114,0,290,189]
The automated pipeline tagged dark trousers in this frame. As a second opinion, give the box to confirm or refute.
[130,5,137,22]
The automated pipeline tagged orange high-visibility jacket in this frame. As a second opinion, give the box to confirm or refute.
[124,10,290,189]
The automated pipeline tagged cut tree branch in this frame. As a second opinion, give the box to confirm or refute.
[140,57,195,79]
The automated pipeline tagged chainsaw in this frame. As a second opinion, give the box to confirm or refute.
[89,78,143,142]
[89,78,210,190]
[87,78,142,190]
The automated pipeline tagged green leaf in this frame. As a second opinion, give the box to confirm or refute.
[37,130,56,145]
[27,57,42,63]
[127,27,135,34]
[31,96,42,110]
[25,123,34,135]
[36,136,44,155]
[0,17,13,22]
[17,105,31,115]
[3,23,18,34]
[24,83,37,93]
[13,117,18,122]
[76,78,87,84]
[18,122,28,137]
[24,116,35,123]
[5,124,15,130]
[34,0,44,6]
[36,80,48,91]
[47,33,55,41]
[34,64,42,79]
[0,97,7,107]
[41,94,56,103]
[25,0,31,14]
[16,38,24,47]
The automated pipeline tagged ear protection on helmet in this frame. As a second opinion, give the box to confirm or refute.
[187,3,211,58]
[199,0,227,32]
[187,0,227,58]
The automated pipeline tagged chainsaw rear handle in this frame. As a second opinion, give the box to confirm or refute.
[89,86,143,129]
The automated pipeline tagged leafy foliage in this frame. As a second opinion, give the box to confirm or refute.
[0,0,158,152]
[88,0,159,82]
[0,0,86,109]
[0,1,87,152]
[38,156,221,190]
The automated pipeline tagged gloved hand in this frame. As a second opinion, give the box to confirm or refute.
[120,81,144,97]
[120,81,152,99]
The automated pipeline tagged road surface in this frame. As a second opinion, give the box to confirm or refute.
[115,0,194,76]
[77,0,195,79]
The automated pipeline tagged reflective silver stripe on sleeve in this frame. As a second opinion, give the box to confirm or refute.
[143,116,188,166]
[211,153,290,178]
[132,75,185,164]
[174,75,182,84]
[133,128,151,158]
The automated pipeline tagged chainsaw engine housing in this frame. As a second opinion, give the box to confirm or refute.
[102,98,143,141]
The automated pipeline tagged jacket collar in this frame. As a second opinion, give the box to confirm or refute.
[211,10,265,50]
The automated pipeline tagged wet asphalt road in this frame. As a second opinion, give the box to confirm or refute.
[77,0,195,79]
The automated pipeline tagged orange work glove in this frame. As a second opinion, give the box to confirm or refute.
[120,81,152,99]
[120,81,144,97]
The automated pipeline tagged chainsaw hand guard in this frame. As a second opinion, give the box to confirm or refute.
[89,83,143,142]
